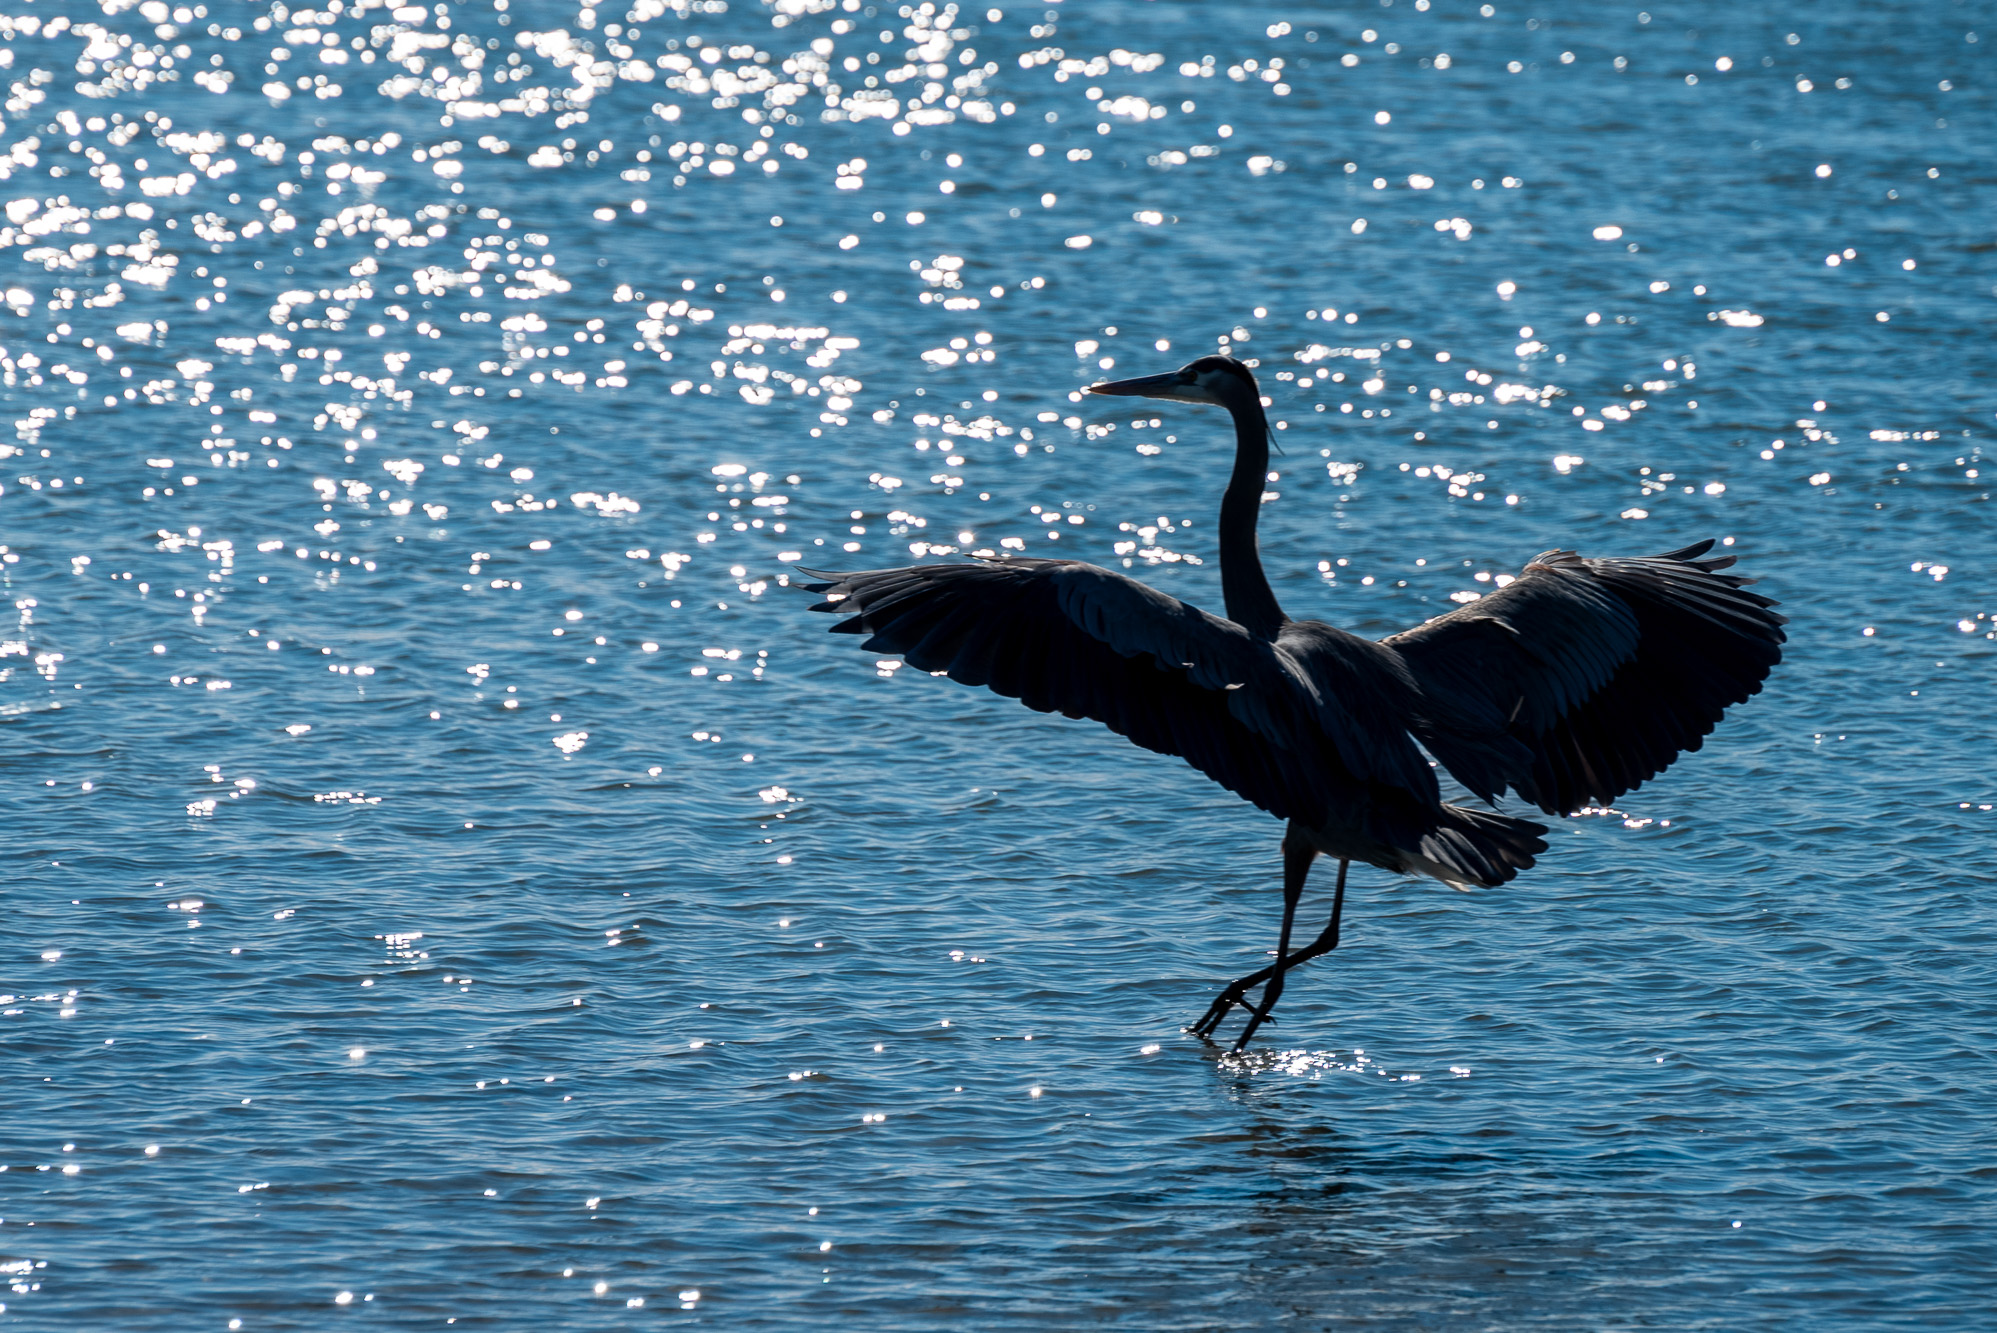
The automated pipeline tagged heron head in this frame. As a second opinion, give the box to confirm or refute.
[1087,355,1258,407]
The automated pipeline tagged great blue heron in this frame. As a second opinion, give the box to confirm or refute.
[802,355,1785,1051]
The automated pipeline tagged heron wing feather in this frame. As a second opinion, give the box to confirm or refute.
[1384,541,1786,814]
[803,557,1355,823]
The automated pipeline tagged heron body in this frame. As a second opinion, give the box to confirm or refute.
[803,355,1786,1051]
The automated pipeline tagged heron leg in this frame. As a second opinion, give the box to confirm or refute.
[1191,854,1349,1047]
[1230,852,1347,1051]
[1189,827,1315,1041]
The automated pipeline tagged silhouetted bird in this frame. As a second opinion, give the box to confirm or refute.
[802,355,1785,1051]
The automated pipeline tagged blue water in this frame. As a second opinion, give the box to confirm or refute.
[3,0,1994,1327]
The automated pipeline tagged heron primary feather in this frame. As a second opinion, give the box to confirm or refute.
[801,354,1786,1052]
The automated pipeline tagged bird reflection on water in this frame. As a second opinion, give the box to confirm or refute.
[806,355,1785,1050]
[1221,1105,1645,1328]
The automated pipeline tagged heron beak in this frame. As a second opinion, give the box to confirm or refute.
[1087,370,1191,401]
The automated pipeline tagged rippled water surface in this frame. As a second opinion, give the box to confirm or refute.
[4,0,1994,1327]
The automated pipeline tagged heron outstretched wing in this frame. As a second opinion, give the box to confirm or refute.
[1384,541,1787,815]
[801,556,1427,824]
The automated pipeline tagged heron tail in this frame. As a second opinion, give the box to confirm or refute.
[1411,804,1549,889]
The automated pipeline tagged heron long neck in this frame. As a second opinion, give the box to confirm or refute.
[1216,383,1286,639]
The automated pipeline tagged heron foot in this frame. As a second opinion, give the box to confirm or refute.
[1190,983,1250,1040]
[1190,968,1285,1042]
[1229,998,1280,1053]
